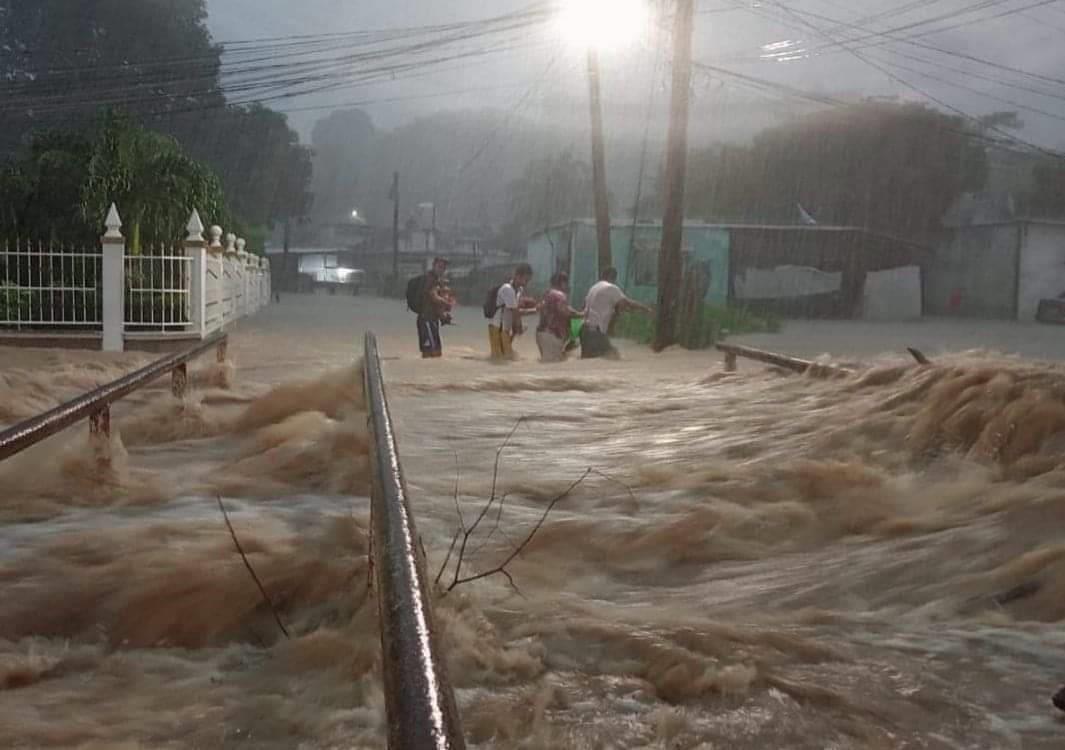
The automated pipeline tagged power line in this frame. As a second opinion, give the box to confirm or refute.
[762,0,1065,159]
[769,2,1065,89]
[0,6,554,115]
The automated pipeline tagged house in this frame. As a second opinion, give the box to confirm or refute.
[926,217,1065,320]
[525,219,927,320]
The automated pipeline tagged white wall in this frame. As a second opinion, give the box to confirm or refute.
[734,265,841,299]
[863,265,922,320]
[1017,223,1065,321]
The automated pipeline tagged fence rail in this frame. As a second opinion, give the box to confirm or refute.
[717,342,852,376]
[0,205,270,350]
[125,246,192,330]
[363,332,467,750]
[1,240,103,328]
[0,332,227,462]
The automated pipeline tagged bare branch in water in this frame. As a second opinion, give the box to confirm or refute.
[452,448,466,532]
[435,419,639,595]
[590,468,639,509]
[448,468,593,592]
[216,496,290,640]
[449,417,527,590]
[435,528,462,587]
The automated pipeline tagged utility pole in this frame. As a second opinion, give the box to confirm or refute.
[653,0,695,352]
[390,171,400,294]
[282,217,291,294]
[587,48,612,274]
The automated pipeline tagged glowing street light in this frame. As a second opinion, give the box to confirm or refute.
[556,0,648,52]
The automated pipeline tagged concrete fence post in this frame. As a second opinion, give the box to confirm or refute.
[224,233,239,321]
[236,238,250,314]
[207,225,223,331]
[185,209,207,339]
[101,203,125,352]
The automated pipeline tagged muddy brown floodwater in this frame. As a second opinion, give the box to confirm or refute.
[2,295,1065,749]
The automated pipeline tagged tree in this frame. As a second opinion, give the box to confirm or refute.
[684,101,988,237]
[1022,159,1065,218]
[180,105,313,233]
[0,0,222,151]
[309,109,376,223]
[501,151,596,252]
[81,113,227,249]
[0,113,227,246]
[0,0,310,235]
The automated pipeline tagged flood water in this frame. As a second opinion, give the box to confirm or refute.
[3,294,1065,749]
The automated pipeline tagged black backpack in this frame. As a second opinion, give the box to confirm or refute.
[406,274,427,314]
[483,283,504,319]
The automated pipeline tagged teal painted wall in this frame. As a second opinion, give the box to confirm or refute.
[551,223,730,307]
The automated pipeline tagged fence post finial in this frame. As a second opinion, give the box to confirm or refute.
[186,209,205,242]
[208,225,223,250]
[236,238,247,254]
[224,233,237,254]
[104,203,123,239]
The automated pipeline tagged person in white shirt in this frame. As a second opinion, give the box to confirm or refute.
[488,262,535,360]
[580,266,653,359]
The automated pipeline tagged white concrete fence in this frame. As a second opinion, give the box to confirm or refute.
[1,203,271,351]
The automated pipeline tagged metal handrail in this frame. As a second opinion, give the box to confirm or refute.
[363,332,466,750]
[716,342,852,376]
[0,332,227,462]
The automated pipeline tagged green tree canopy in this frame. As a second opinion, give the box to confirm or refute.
[1,113,227,247]
[309,109,376,224]
[501,150,596,252]
[684,101,989,237]
[0,0,310,235]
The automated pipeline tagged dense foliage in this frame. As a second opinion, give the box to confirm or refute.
[0,113,227,247]
[684,101,989,236]
[0,0,311,237]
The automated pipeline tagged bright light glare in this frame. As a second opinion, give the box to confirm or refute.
[557,0,648,52]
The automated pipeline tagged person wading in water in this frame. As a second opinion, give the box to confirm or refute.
[580,266,653,359]
[536,272,584,362]
[408,257,451,359]
[485,262,535,361]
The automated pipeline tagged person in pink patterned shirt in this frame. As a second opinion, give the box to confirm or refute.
[536,272,584,363]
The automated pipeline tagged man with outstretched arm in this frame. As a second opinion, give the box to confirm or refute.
[580,266,653,360]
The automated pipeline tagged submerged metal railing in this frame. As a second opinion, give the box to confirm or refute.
[363,332,466,750]
[716,342,852,377]
[0,332,227,462]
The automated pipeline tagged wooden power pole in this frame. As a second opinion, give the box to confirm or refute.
[653,0,695,352]
[391,171,400,293]
[587,48,613,274]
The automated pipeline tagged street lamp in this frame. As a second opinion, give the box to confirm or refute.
[556,0,648,274]
[557,0,647,52]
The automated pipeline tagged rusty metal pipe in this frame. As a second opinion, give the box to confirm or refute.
[0,332,226,462]
[716,342,852,376]
[363,332,466,750]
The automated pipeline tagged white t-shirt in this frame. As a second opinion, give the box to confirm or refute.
[583,280,626,332]
[495,282,519,332]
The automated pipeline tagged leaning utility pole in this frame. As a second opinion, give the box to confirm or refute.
[653,0,695,352]
[587,49,613,273]
[390,171,400,294]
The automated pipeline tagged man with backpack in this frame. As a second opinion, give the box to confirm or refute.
[484,262,535,360]
[406,257,451,359]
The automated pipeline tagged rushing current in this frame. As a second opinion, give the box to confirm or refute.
[2,294,1065,749]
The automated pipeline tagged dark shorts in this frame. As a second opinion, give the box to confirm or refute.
[580,326,617,359]
[417,316,441,357]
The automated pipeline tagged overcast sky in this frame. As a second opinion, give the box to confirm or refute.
[204,0,1065,148]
